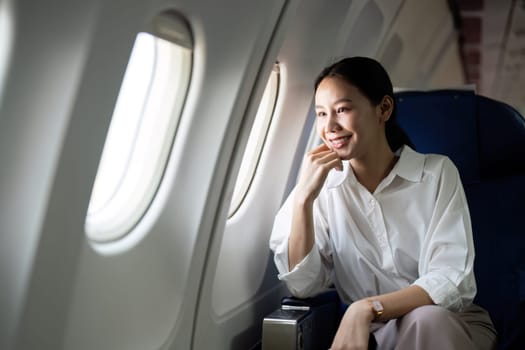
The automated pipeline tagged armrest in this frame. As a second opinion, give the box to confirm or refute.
[262,289,341,350]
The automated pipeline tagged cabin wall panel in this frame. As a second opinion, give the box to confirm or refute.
[0,1,100,349]
[57,0,289,350]
[377,0,460,88]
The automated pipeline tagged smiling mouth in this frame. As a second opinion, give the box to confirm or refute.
[329,135,352,149]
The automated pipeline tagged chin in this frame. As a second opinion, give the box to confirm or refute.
[336,150,352,160]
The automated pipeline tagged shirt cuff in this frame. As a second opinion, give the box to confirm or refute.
[275,245,323,298]
[412,272,463,311]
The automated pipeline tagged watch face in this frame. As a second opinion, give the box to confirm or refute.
[371,300,384,312]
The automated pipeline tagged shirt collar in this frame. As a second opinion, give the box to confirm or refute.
[391,145,424,182]
[325,159,351,189]
[324,145,424,189]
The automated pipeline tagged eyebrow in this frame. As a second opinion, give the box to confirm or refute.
[315,98,353,109]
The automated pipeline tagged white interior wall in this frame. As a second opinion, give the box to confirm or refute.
[378,0,462,88]
[0,1,101,348]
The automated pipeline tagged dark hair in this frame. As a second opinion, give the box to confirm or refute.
[314,56,414,152]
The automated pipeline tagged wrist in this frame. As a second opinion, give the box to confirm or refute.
[367,299,384,322]
[293,190,315,208]
[349,299,375,323]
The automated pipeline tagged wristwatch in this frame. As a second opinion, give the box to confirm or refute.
[369,300,384,321]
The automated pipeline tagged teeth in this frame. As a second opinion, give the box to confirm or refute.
[333,136,350,142]
[331,136,350,147]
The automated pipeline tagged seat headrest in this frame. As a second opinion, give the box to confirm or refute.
[395,90,480,184]
[476,95,525,179]
[394,90,525,183]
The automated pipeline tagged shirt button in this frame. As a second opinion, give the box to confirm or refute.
[369,198,375,206]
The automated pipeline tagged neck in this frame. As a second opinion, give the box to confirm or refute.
[350,141,397,193]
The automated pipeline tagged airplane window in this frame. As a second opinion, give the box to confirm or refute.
[85,13,192,242]
[0,0,13,102]
[228,65,280,217]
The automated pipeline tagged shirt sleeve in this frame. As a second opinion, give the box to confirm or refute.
[412,158,477,312]
[269,188,333,298]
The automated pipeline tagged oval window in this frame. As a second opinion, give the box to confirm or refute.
[228,66,280,216]
[85,13,192,242]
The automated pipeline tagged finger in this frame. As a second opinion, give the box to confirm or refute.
[309,156,342,180]
[310,142,330,153]
[330,157,343,171]
[323,155,343,172]
[303,152,342,174]
[317,151,342,168]
[307,150,335,161]
[308,143,339,158]
[304,149,337,168]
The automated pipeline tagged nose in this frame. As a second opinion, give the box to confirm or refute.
[325,111,341,133]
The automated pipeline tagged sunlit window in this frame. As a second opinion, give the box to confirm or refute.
[85,13,192,242]
[0,0,13,104]
[228,66,280,216]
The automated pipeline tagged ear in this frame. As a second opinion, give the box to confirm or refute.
[378,95,393,123]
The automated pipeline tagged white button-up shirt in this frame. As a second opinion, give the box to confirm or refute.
[270,146,476,312]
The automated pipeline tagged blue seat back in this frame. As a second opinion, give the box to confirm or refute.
[395,90,525,350]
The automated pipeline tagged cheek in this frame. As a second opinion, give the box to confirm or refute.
[340,115,357,130]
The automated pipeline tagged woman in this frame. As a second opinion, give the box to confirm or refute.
[269,57,496,349]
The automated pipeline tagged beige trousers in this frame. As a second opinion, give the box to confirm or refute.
[371,304,497,350]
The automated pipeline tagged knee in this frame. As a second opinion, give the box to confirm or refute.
[399,305,456,332]
[393,305,475,349]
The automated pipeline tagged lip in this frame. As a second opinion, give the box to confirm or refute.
[328,134,352,149]
[329,135,352,142]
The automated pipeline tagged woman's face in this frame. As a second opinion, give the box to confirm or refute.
[314,76,388,161]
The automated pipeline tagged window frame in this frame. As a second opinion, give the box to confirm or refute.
[228,64,281,217]
[85,11,193,243]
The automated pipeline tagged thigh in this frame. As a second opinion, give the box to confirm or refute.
[457,304,497,350]
[371,304,497,350]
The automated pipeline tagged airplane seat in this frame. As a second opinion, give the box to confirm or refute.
[396,89,525,350]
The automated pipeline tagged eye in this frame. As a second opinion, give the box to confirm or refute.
[316,111,327,118]
[337,106,350,113]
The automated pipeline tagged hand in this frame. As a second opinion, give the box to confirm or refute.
[330,300,374,350]
[295,143,342,205]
